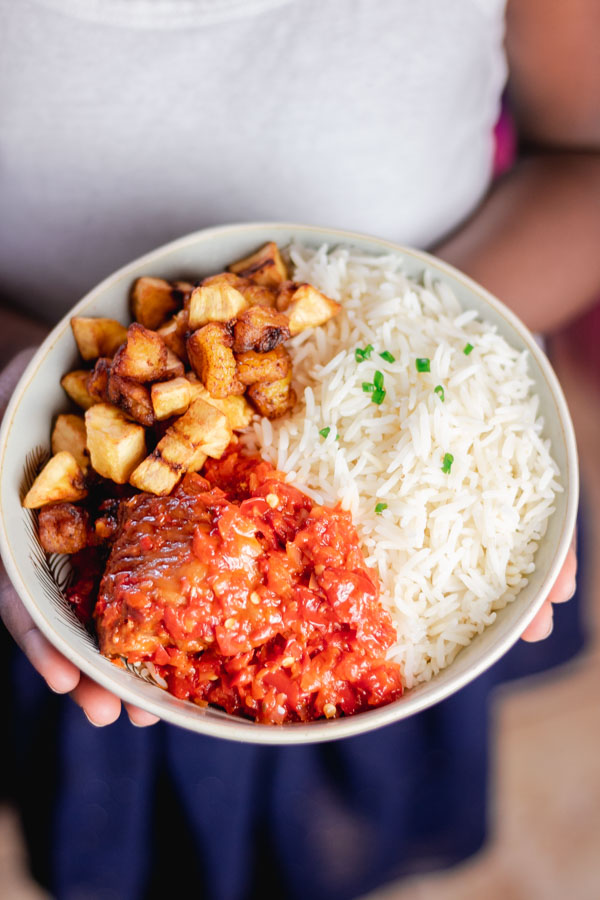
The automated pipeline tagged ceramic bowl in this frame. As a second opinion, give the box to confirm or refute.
[0,223,578,744]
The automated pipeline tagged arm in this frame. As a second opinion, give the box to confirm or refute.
[437,0,595,637]
[436,0,600,334]
[0,304,49,367]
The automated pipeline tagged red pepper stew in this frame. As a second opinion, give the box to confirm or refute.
[90,449,403,724]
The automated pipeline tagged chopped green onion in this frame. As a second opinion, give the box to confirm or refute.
[416,357,430,373]
[441,452,454,474]
[362,382,375,393]
[379,351,395,363]
[319,427,331,438]
[373,370,384,390]
[375,502,388,514]
[434,384,445,402]
[335,433,340,441]
[355,344,375,363]
[371,388,386,405]
[463,343,474,356]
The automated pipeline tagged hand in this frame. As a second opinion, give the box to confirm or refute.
[520,534,577,641]
[0,568,159,727]
[0,348,158,728]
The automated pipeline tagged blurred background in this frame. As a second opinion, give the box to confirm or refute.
[1,303,599,900]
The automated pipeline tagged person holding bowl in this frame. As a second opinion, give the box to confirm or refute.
[0,0,594,897]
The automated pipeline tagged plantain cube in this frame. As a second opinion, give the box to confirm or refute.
[186,322,243,399]
[231,307,290,354]
[151,377,192,420]
[111,323,168,382]
[70,317,128,361]
[51,414,89,472]
[228,242,288,287]
[107,373,155,426]
[247,370,296,419]
[186,377,254,429]
[160,395,232,461]
[87,357,112,402]
[276,283,341,335]
[23,451,88,509]
[130,276,182,330]
[85,403,146,484]
[61,370,97,410]
[188,282,249,329]
[157,310,190,364]
[163,348,186,379]
[236,345,291,386]
[129,450,184,496]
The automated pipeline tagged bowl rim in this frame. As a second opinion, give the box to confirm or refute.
[0,221,579,744]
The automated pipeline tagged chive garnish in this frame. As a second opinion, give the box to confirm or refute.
[355,344,374,363]
[375,502,388,514]
[373,370,384,390]
[319,427,331,438]
[416,358,430,373]
[434,385,445,401]
[379,351,395,363]
[362,382,375,393]
[441,452,454,473]
[463,343,474,356]
[371,388,386,405]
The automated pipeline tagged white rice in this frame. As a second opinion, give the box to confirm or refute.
[242,244,561,688]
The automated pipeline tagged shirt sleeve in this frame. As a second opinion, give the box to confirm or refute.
[0,348,37,419]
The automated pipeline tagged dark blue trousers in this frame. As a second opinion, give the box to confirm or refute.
[4,520,586,900]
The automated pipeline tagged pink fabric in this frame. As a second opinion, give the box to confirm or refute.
[0,348,36,418]
[492,104,518,178]
[0,308,47,369]
[559,304,600,381]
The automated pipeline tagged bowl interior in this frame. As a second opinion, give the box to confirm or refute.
[0,223,578,744]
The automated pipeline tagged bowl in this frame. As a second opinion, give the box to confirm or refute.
[0,223,578,744]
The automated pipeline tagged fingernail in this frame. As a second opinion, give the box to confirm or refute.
[567,582,577,601]
[129,716,159,728]
[83,711,103,728]
[544,619,554,639]
[48,681,72,695]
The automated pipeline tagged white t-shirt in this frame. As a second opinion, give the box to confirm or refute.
[0,0,507,321]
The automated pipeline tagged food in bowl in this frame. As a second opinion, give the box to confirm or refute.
[22,240,561,722]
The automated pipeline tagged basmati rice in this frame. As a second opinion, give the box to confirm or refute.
[242,245,561,688]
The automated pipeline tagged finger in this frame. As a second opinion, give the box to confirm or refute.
[546,544,577,605]
[21,625,82,693]
[70,673,122,726]
[521,598,554,642]
[125,703,160,727]
[0,578,80,693]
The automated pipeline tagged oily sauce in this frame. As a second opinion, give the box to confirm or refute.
[94,450,403,724]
